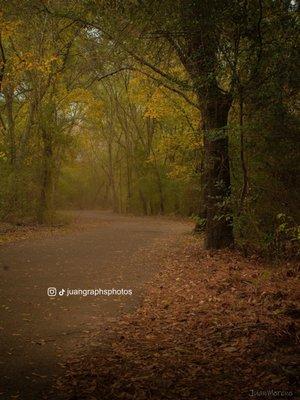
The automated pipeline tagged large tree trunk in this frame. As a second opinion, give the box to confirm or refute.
[177,0,234,249]
[200,92,233,248]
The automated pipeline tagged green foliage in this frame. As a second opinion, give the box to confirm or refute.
[273,214,300,259]
[0,1,298,258]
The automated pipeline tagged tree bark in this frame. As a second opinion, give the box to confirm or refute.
[178,0,234,249]
[107,140,118,212]
[200,92,233,248]
[139,188,148,215]
[4,87,16,167]
[38,128,53,224]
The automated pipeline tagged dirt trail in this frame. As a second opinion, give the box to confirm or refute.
[0,211,191,400]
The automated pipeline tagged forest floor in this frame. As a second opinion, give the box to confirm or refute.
[55,229,299,400]
[0,211,299,400]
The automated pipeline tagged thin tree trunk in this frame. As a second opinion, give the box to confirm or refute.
[125,137,132,212]
[238,89,248,214]
[107,141,118,212]
[5,87,16,167]
[139,188,148,215]
[4,87,19,214]
[154,166,164,214]
[38,128,53,224]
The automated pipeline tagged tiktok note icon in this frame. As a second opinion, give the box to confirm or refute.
[59,289,66,296]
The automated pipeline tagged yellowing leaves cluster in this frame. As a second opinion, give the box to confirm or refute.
[0,17,20,38]
[144,88,174,119]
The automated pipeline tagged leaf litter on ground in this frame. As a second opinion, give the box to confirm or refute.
[53,235,299,400]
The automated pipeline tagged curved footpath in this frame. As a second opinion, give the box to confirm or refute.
[0,210,190,400]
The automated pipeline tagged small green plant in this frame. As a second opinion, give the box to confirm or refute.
[191,215,206,233]
[272,213,300,258]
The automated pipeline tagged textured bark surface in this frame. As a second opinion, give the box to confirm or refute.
[38,129,53,224]
[178,0,234,249]
[201,93,233,249]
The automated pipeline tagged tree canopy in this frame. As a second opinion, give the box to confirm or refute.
[0,0,299,255]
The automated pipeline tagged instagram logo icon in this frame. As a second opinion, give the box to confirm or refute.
[47,287,57,297]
